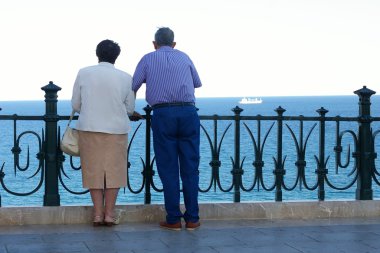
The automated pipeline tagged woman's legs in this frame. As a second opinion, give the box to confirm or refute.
[90,189,104,226]
[90,188,119,225]
[90,189,104,216]
[90,189,120,214]
[104,188,119,222]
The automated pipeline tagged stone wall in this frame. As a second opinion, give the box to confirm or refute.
[0,200,379,226]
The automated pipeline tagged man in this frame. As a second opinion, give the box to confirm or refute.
[132,27,202,231]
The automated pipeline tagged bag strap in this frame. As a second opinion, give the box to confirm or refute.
[67,110,75,127]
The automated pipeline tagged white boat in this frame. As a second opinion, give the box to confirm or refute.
[239,97,263,104]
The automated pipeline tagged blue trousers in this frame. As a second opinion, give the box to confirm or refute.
[151,105,200,224]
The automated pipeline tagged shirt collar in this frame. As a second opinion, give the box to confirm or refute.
[98,62,115,68]
[157,46,174,51]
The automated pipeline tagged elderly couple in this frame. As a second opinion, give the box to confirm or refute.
[71,27,202,231]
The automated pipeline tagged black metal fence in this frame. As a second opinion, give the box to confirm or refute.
[0,82,379,206]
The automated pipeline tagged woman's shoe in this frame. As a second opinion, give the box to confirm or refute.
[104,215,118,226]
[93,215,104,227]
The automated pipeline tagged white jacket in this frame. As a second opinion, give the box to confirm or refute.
[71,62,135,134]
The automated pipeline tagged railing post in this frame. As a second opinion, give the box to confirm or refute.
[210,116,221,191]
[354,86,376,200]
[231,106,243,202]
[143,105,153,204]
[316,107,328,201]
[41,81,61,206]
[274,106,286,201]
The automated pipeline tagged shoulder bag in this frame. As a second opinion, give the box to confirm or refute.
[60,110,80,156]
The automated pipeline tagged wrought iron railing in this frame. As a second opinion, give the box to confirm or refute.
[0,82,379,206]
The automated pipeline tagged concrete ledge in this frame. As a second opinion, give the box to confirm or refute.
[1,200,380,226]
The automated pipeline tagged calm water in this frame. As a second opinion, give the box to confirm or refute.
[1,95,380,206]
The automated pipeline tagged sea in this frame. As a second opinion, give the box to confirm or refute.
[1,95,380,207]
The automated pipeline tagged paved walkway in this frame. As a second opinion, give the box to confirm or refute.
[1,217,380,253]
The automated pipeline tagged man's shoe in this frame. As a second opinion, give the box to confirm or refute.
[159,221,182,231]
[185,221,200,230]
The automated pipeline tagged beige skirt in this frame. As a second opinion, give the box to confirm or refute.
[78,131,128,189]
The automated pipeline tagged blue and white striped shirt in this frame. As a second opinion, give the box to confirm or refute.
[132,46,202,106]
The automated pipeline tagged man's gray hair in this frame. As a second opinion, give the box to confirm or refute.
[154,27,174,46]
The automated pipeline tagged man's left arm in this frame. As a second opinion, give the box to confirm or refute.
[132,57,147,92]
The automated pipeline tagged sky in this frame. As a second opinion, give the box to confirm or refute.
[1,0,380,101]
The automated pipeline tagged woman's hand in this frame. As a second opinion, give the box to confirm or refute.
[130,111,144,121]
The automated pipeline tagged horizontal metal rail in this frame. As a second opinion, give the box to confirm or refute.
[0,83,379,206]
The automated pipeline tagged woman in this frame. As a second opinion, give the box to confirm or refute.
[71,39,135,226]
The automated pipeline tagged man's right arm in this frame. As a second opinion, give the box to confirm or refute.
[189,58,202,88]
